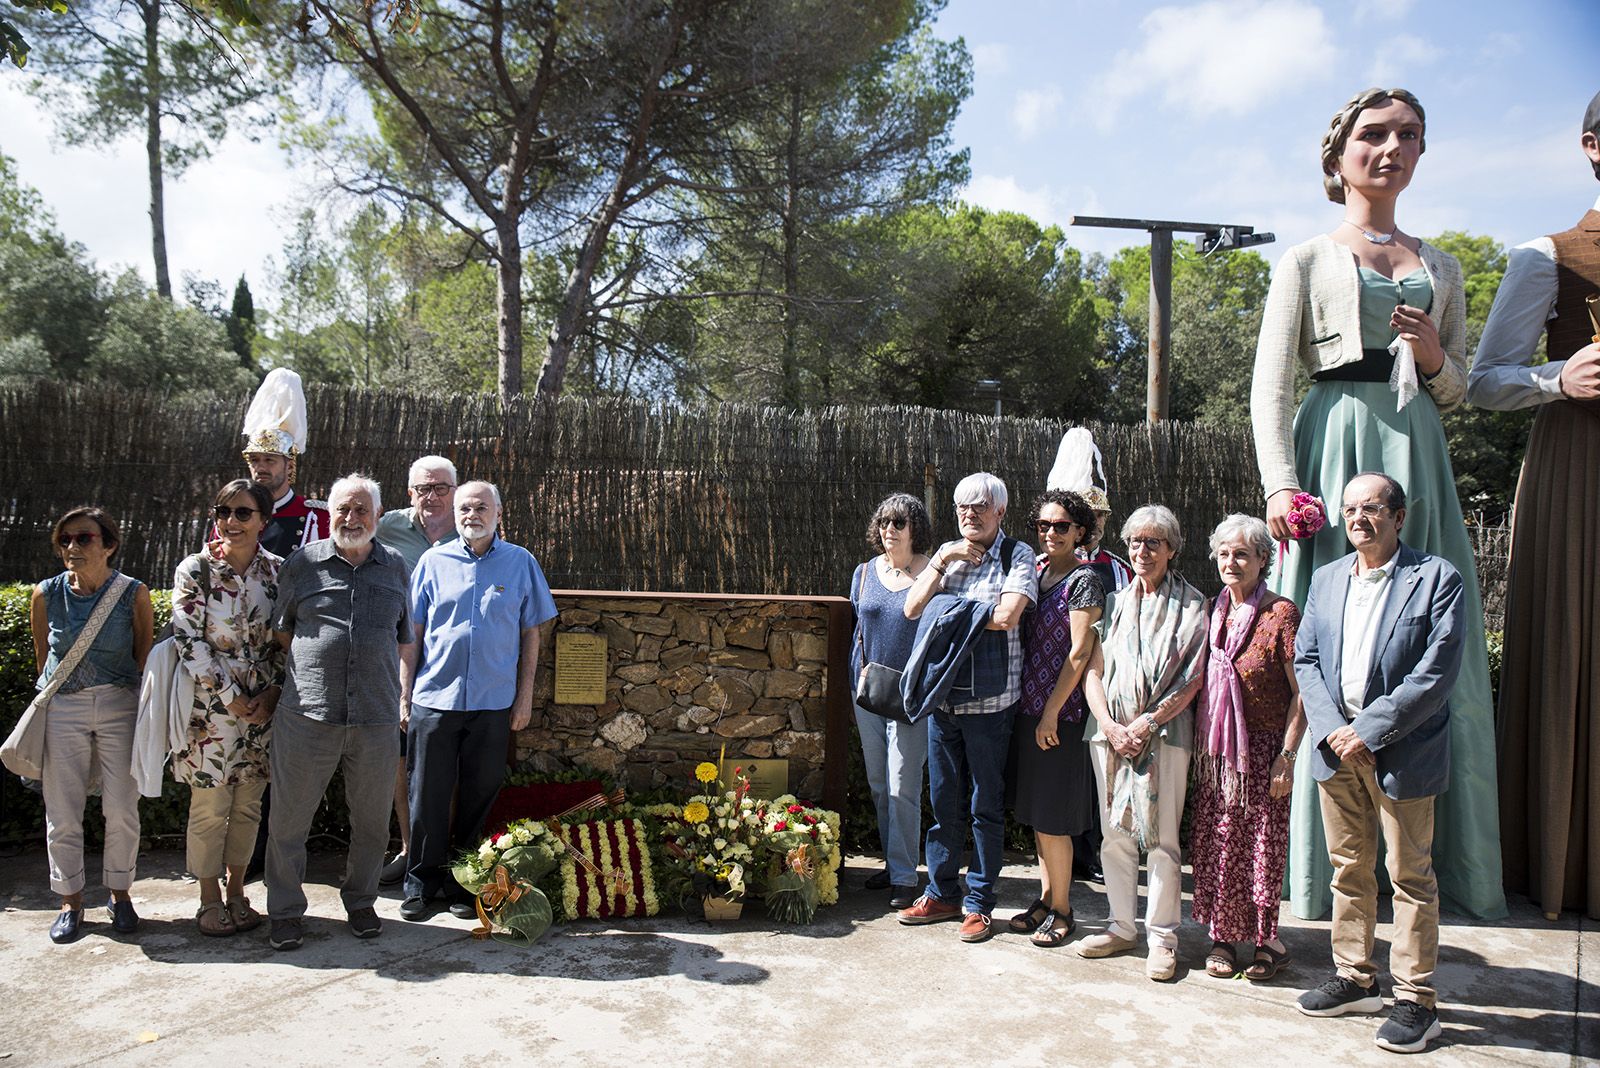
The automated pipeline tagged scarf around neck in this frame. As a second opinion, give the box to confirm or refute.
[1196,582,1267,808]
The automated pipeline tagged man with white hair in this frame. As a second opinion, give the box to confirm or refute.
[398,481,557,922]
[899,471,1037,943]
[374,454,460,887]
[264,474,412,950]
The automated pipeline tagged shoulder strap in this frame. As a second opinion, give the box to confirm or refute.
[40,573,134,703]
[853,564,866,660]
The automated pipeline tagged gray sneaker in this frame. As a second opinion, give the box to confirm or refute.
[1375,1000,1441,1053]
[379,852,408,887]
[268,917,304,951]
[347,907,383,939]
[1298,975,1384,1016]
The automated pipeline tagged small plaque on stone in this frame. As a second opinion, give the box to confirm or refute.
[554,631,608,705]
[721,758,789,800]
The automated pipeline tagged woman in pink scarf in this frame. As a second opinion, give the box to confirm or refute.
[1190,514,1305,981]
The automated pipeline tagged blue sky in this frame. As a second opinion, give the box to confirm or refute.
[4,0,1598,298]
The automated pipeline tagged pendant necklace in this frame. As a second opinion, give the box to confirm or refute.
[1344,219,1394,245]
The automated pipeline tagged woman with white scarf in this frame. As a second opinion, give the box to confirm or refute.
[1077,505,1206,981]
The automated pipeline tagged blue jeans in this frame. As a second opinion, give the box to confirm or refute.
[924,703,1016,914]
[854,702,929,887]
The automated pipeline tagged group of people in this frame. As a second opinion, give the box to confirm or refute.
[846,85,1600,1056]
[26,368,557,952]
[16,81,1600,1056]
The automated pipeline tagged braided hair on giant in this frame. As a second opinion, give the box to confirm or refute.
[1320,87,1427,204]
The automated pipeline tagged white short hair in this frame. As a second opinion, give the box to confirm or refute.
[1121,503,1182,553]
[329,473,382,513]
[1208,513,1274,576]
[953,472,1008,511]
[407,454,457,486]
[458,479,502,508]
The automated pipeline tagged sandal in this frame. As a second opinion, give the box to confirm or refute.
[1204,940,1237,978]
[196,900,236,937]
[1008,898,1050,934]
[226,896,261,933]
[1030,910,1076,948]
[1244,943,1291,981]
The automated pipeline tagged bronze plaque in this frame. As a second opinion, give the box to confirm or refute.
[720,758,790,800]
[553,631,607,705]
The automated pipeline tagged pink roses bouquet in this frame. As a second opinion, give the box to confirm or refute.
[1284,492,1327,540]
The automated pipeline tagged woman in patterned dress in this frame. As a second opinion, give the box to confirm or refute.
[1189,515,1304,981]
[1006,490,1104,947]
[171,479,285,936]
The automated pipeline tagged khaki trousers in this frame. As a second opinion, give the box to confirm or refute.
[42,685,141,896]
[186,781,268,879]
[1318,760,1439,1007]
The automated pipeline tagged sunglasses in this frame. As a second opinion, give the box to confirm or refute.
[878,517,908,530]
[214,505,261,522]
[57,532,103,548]
[1035,520,1078,536]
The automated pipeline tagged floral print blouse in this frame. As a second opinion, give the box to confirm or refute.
[170,543,285,787]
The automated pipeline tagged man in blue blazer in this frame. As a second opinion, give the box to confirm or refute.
[1293,473,1462,1055]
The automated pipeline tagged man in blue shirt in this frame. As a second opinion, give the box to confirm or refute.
[398,480,558,921]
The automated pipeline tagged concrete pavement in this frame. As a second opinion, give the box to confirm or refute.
[0,850,1593,1066]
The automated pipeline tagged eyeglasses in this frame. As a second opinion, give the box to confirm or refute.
[878,517,907,530]
[57,532,102,548]
[1127,536,1166,550]
[1035,520,1078,536]
[412,483,455,498]
[1341,503,1392,521]
[213,505,261,522]
[955,502,990,515]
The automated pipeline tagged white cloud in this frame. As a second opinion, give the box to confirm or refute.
[1092,0,1339,124]
[963,174,1062,223]
[1365,34,1440,85]
[1010,86,1064,139]
[1354,0,1416,21]
[971,42,1010,78]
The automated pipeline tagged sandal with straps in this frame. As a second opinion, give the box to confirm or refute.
[1204,940,1237,978]
[227,896,262,933]
[1030,910,1076,948]
[196,900,237,937]
[1244,943,1291,981]
[1008,898,1051,934]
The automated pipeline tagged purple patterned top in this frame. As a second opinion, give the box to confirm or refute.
[1019,562,1105,723]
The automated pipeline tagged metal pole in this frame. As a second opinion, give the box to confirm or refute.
[1148,228,1173,423]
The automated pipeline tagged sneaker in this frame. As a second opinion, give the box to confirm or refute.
[958,912,994,943]
[1375,1000,1441,1054]
[399,896,432,922]
[888,885,920,910]
[1298,975,1384,1017]
[348,907,383,939]
[268,918,304,951]
[1076,930,1138,958]
[897,894,961,925]
[1146,945,1177,980]
[379,852,408,887]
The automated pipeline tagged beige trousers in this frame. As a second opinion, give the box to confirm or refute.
[186,781,268,879]
[42,685,141,896]
[1318,760,1439,1008]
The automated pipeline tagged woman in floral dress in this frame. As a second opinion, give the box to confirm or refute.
[172,478,285,936]
[1188,515,1303,981]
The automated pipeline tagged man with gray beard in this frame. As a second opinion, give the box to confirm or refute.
[264,474,413,950]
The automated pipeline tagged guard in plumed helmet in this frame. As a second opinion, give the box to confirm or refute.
[1048,428,1132,594]
[238,369,329,558]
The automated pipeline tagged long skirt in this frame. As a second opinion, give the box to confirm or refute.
[1190,731,1292,944]
[1273,381,1507,920]
[1497,400,1600,917]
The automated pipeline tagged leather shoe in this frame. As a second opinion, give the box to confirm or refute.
[864,867,891,891]
[888,885,919,910]
[448,892,478,920]
[379,852,408,887]
[399,895,432,922]
[107,896,140,934]
[49,908,84,944]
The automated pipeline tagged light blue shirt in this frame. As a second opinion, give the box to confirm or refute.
[409,535,558,710]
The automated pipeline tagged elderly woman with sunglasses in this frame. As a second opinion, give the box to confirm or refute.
[1006,490,1104,948]
[1078,505,1207,980]
[170,479,286,936]
[850,493,935,909]
[29,507,154,943]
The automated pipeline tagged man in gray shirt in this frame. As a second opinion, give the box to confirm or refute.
[265,473,413,950]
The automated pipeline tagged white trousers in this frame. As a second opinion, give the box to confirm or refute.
[1091,739,1189,951]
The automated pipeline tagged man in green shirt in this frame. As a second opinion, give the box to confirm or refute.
[374,454,459,884]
